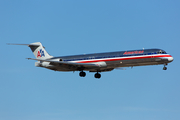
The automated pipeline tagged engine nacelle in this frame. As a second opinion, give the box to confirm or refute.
[35,61,52,67]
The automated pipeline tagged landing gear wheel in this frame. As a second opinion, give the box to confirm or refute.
[79,71,86,77]
[163,66,167,70]
[94,73,101,79]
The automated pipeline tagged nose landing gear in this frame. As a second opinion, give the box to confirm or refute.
[163,64,167,70]
[163,66,167,70]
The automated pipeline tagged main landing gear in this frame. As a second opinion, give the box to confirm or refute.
[79,71,101,79]
[79,71,86,77]
[94,72,101,79]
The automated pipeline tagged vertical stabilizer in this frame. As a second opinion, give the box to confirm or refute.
[28,42,53,59]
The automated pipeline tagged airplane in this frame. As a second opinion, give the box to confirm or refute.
[8,42,173,79]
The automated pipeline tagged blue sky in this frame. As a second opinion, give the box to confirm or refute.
[1,0,180,120]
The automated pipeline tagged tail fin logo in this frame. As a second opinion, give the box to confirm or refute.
[37,49,45,57]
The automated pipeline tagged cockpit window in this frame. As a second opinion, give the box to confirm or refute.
[157,50,166,54]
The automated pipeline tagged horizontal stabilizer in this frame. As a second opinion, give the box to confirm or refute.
[7,43,45,47]
[8,42,52,59]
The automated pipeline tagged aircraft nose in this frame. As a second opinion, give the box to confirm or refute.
[168,56,174,62]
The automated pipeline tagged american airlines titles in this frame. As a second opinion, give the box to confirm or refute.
[123,50,144,55]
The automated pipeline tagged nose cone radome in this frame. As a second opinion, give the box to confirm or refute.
[168,56,174,62]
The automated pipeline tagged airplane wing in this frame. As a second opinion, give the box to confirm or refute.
[27,58,100,69]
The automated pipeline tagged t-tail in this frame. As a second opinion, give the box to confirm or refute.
[7,42,53,59]
[28,42,53,59]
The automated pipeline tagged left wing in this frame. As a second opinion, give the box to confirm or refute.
[27,58,100,69]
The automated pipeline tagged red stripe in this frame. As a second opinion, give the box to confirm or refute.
[76,55,172,63]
